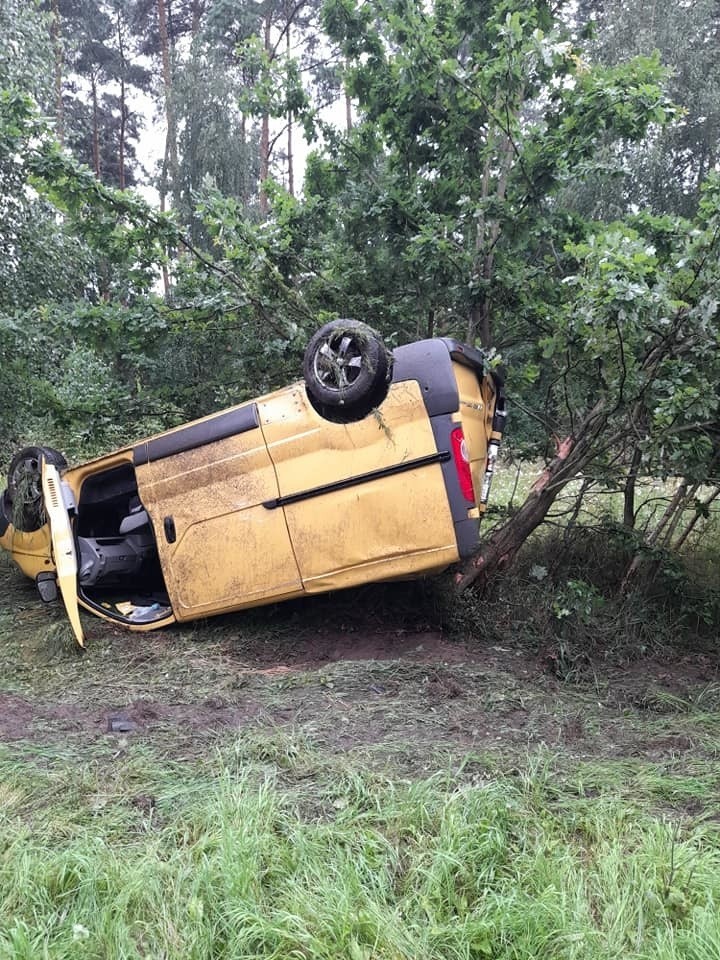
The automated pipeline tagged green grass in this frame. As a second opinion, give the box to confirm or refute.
[1,742,720,960]
[1,464,719,959]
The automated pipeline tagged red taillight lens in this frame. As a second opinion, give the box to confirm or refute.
[450,426,475,503]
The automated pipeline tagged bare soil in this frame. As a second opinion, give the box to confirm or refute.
[1,613,718,761]
[2,550,719,814]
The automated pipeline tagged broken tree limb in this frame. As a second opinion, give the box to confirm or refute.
[455,400,609,593]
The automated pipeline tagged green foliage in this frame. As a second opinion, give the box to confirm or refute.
[236,35,310,121]
[173,31,261,239]
[575,0,720,217]
[552,578,605,624]
[0,84,188,461]
[554,181,720,484]
[31,144,179,298]
[1,0,718,592]
[0,90,92,309]
[293,0,676,408]
[0,0,53,101]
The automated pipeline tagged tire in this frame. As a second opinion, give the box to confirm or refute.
[7,445,67,533]
[303,319,392,419]
[0,490,11,537]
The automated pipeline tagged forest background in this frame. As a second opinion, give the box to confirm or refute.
[1,0,719,639]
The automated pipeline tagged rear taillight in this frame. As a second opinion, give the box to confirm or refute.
[450,426,475,503]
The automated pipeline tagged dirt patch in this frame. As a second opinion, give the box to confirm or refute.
[2,533,720,786]
[98,696,265,735]
[0,692,265,742]
[0,693,83,740]
[1,625,719,774]
[222,628,484,669]
[619,655,720,692]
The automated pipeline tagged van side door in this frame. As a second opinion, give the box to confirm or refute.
[134,403,303,620]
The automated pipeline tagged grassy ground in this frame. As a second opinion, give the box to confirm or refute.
[1,531,720,959]
[2,462,719,959]
[2,742,720,959]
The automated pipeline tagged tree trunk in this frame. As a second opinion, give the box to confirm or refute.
[620,478,692,591]
[191,0,202,36]
[90,73,101,178]
[259,13,272,217]
[623,444,643,528]
[660,482,700,549]
[117,10,127,190]
[468,303,489,347]
[673,488,720,551]
[563,477,592,548]
[286,27,294,196]
[466,71,522,344]
[345,59,353,132]
[455,467,565,592]
[456,402,609,591]
[159,141,171,297]
[51,0,64,143]
[468,154,492,344]
[475,133,514,349]
[157,0,179,208]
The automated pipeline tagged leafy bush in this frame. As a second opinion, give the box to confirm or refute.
[447,521,720,670]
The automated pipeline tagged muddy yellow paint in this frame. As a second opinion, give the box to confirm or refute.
[456,363,496,508]
[261,381,458,585]
[135,420,303,620]
[2,526,54,580]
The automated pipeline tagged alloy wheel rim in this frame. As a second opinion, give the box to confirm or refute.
[314,334,364,392]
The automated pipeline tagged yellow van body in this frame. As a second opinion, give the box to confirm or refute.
[0,337,505,646]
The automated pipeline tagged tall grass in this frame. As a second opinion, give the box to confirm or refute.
[1,749,719,959]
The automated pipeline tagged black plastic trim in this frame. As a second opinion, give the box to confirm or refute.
[263,451,451,510]
[391,338,492,419]
[438,338,487,374]
[0,491,10,537]
[163,516,177,544]
[490,370,508,436]
[35,572,58,603]
[391,340,461,417]
[133,404,260,466]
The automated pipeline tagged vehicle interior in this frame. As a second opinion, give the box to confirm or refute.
[75,463,172,624]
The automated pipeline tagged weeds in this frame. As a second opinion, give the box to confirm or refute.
[0,468,719,956]
[0,745,719,959]
[448,517,720,677]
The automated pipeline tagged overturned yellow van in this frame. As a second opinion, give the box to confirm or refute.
[1,322,506,646]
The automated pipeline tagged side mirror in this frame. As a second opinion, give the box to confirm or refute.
[36,572,58,603]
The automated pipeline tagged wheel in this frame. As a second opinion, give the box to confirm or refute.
[6,445,67,532]
[0,490,11,536]
[303,319,392,419]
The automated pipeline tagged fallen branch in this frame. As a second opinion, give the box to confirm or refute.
[456,400,608,592]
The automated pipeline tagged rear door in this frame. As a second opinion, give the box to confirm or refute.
[134,403,303,620]
[453,362,494,504]
[41,460,85,647]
